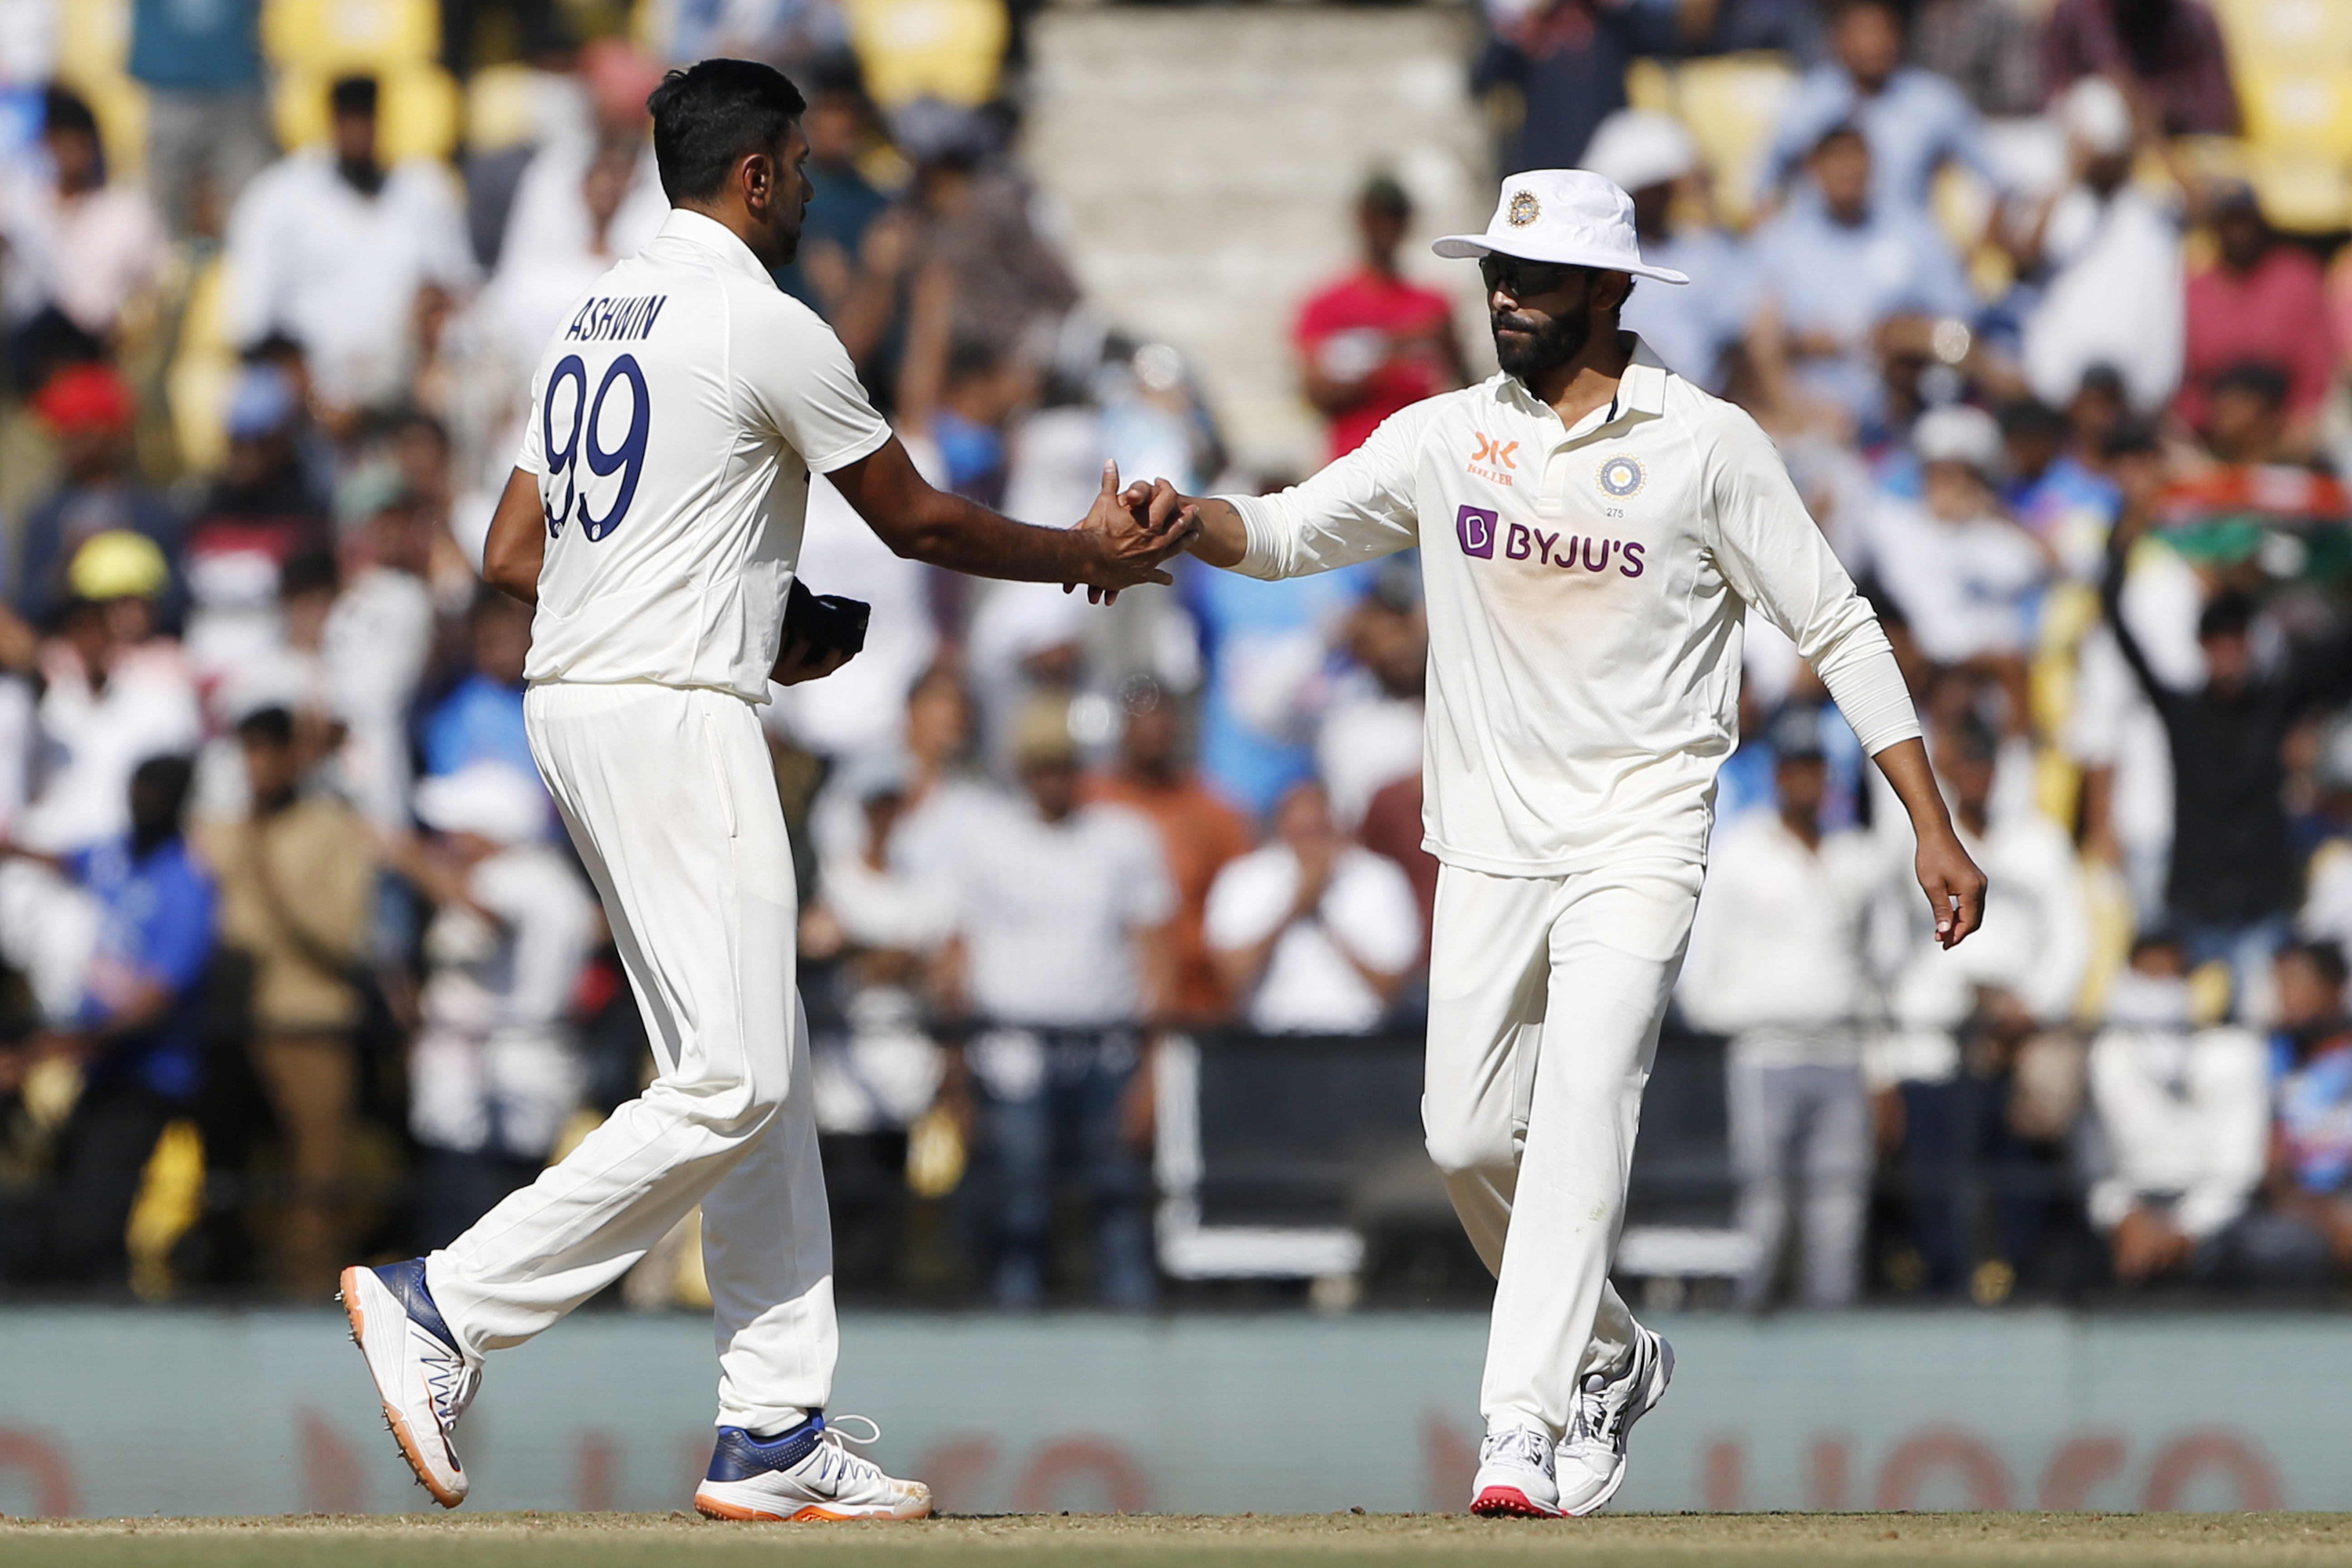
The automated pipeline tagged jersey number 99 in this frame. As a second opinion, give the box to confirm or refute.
[542,353,650,542]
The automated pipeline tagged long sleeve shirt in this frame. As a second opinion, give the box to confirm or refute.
[2101,537,2352,924]
[2087,1023,2267,1239]
[1221,343,1920,877]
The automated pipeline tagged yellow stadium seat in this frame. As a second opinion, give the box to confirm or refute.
[169,256,239,473]
[2212,0,2352,68]
[273,62,461,162]
[1622,53,1800,226]
[56,0,131,77]
[839,0,1009,110]
[465,62,541,154]
[2237,65,2352,157]
[262,0,439,72]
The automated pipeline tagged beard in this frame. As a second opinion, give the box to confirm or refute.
[1491,306,1592,380]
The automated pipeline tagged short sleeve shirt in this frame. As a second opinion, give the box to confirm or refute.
[518,207,891,701]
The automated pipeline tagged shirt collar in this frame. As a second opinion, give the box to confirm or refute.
[1491,334,1671,429]
[657,206,778,284]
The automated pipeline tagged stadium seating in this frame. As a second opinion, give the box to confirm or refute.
[1626,53,1799,226]
[260,0,439,72]
[270,62,462,161]
[50,0,146,184]
[839,0,1009,109]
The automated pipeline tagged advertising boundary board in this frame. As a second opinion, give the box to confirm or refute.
[0,1309,2341,1516]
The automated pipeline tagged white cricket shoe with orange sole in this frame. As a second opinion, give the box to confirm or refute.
[694,1415,932,1521]
[338,1258,479,1508]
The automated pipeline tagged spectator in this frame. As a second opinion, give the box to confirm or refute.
[1680,707,1885,1309]
[2200,362,2294,468]
[1580,109,1753,395]
[1294,173,1465,462]
[775,69,895,322]
[1762,0,2000,221]
[2179,184,2335,455]
[422,588,538,783]
[0,755,213,1288]
[926,701,1175,1307]
[2269,941,2352,1277]
[1998,397,2118,585]
[2087,931,2317,1288]
[224,75,479,413]
[1473,0,1682,176]
[128,0,272,238]
[391,763,596,1250]
[15,363,182,627]
[1912,0,2043,118]
[21,534,202,857]
[0,87,170,392]
[193,705,376,1296]
[2100,508,2352,1017]
[1745,123,1977,431]
[1315,564,1426,832]
[1857,404,2053,684]
[178,364,332,688]
[1082,677,1255,1030]
[2041,0,2239,137]
[321,472,438,832]
[1357,771,1439,960]
[1205,779,1422,1036]
[2014,78,2184,418]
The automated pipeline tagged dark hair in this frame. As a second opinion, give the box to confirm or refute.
[647,59,807,205]
[1942,710,1999,765]
[2210,359,2290,412]
[129,754,195,843]
[41,86,99,141]
[237,705,296,747]
[2101,419,2161,461]
[1360,172,1411,221]
[1998,399,2068,442]
[1810,121,1867,158]
[281,550,339,600]
[2198,589,2255,642]
[329,75,380,119]
[2283,939,2351,992]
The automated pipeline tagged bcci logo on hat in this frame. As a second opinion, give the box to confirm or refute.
[1597,454,1646,498]
[1506,191,1540,227]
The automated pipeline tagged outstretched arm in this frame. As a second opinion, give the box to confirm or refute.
[831,437,1196,594]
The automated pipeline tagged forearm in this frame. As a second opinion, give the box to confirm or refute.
[482,466,545,605]
[1874,737,1958,845]
[890,488,1101,582]
[1181,494,1249,569]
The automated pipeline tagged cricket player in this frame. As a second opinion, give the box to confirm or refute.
[338,59,1192,1521]
[1142,170,1986,1516]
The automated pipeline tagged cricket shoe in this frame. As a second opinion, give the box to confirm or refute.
[1554,1324,1674,1516]
[694,1414,933,1521]
[338,1258,480,1508]
[1469,1423,1562,1517]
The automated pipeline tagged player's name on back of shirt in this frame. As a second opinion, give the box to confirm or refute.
[564,294,671,344]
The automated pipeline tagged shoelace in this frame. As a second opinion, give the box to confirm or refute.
[1483,1426,1552,1473]
[418,1335,480,1427]
[1570,1347,1642,1452]
[805,1415,890,1486]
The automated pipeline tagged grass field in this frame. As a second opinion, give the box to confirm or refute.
[7,1513,2352,1568]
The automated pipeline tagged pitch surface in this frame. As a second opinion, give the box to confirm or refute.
[7,1513,2352,1567]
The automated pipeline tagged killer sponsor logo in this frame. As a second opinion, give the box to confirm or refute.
[1468,432,1518,488]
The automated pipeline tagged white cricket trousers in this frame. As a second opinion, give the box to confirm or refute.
[1422,858,1702,1440]
[426,681,835,1432]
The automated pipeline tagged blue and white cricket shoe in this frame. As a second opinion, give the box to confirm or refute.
[1554,1323,1673,1516]
[338,1259,480,1508]
[693,1414,933,1521]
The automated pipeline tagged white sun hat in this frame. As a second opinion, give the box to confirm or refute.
[1580,110,1702,197]
[1433,169,1690,284]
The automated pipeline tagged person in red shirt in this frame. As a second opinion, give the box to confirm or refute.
[1295,174,1468,460]
[2178,182,2336,456]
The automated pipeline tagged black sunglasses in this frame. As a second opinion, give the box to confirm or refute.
[1479,254,1579,298]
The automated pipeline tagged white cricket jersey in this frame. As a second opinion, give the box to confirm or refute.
[516,208,891,701]
[1225,341,1920,877]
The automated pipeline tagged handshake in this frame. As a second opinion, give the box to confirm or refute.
[1063,459,1203,606]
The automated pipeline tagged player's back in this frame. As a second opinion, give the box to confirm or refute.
[516,208,888,703]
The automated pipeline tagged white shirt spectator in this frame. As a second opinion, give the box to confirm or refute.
[0,162,168,338]
[481,138,669,368]
[2085,973,2268,1242]
[2020,181,2184,416]
[323,565,435,831]
[929,791,1175,1028]
[1315,677,1421,832]
[1205,842,1421,1034]
[1860,495,2049,664]
[1679,812,1890,1065]
[22,641,202,853]
[225,148,479,407]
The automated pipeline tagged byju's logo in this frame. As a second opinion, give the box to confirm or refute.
[1456,505,1498,559]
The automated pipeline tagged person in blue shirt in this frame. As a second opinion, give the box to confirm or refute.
[129,0,272,238]
[421,587,540,783]
[1745,123,1979,431]
[0,754,216,1288]
[1759,0,2002,224]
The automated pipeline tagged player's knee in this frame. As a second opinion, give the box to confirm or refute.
[1423,1118,1513,1180]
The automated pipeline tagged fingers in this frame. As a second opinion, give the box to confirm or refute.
[1145,478,1183,533]
[1099,458,1122,499]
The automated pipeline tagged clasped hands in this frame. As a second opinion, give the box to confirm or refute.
[1066,462,1198,605]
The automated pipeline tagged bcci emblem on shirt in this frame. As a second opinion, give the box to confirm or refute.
[1597,454,1646,498]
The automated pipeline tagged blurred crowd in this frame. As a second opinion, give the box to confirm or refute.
[2,0,2352,1313]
